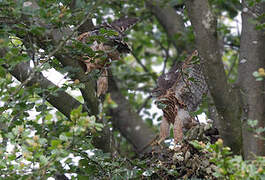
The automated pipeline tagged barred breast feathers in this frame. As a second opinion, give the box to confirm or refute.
[153,50,208,112]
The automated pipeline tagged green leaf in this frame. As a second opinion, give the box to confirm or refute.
[39,138,47,145]
[77,175,90,180]
[39,155,49,165]
[253,71,259,77]
[255,127,265,134]
[189,140,204,150]
[247,119,258,127]
[156,101,168,109]
[59,134,68,141]
[99,28,119,36]
[45,113,53,121]
[51,140,62,148]
[256,77,263,81]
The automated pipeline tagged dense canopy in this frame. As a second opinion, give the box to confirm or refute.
[0,0,264,179]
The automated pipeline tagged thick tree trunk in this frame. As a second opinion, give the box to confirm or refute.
[208,93,221,130]
[108,74,156,154]
[238,1,265,159]
[186,0,243,154]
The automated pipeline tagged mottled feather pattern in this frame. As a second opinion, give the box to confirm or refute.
[109,17,138,34]
[77,17,138,96]
[97,17,138,53]
[77,17,138,72]
[152,51,207,144]
[153,51,207,112]
[157,62,182,91]
[174,63,207,111]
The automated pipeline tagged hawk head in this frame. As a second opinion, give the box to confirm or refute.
[151,62,183,98]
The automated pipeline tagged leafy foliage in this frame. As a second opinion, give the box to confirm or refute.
[253,68,265,81]
[204,139,265,179]
[0,0,264,179]
[0,104,101,178]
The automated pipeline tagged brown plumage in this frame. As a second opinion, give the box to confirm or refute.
[152,50,208,144]
[77,17,138,96]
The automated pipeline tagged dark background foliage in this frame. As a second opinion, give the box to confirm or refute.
[0,0,264,179]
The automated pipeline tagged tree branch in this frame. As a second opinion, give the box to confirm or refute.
[137,95,152,114]
[146,0,190,52]
[131,50,150,74]
[108,72,156,154]
[2,61,81,119]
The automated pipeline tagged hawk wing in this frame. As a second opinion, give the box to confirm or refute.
[153,51,207,112]
[77,17,138,71]
[174,63,208,111]
[105,17,138,53]
[80,17,138,54]
[109,17,138,34]
[77,17,138,96]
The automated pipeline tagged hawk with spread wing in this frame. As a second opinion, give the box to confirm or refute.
[77,17,138,96]
[151,50,208,144]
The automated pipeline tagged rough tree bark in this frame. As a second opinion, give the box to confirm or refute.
[108,74,156,154]
[185,0,243,154]
[238,1,265,159]
[145,0,188,52]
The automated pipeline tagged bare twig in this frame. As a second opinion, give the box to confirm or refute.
[162,42,170,75]
[137,95,152,114]
[227,53,238,78]
[131,50,149,73]
[130,50,157,83]
[151,35,171,75]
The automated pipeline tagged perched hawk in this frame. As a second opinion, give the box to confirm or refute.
[151,50,208,144]
[77,17,138,96]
